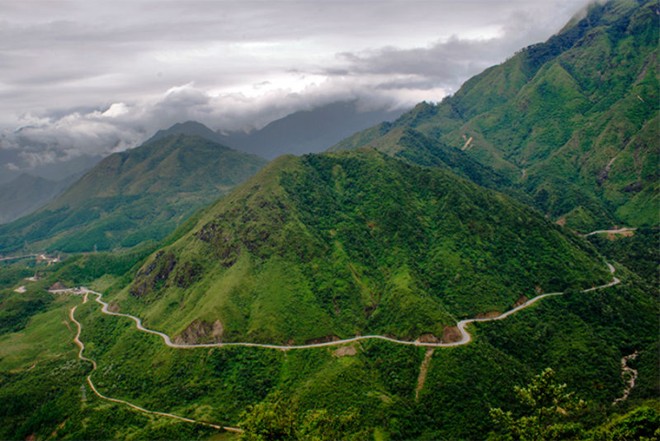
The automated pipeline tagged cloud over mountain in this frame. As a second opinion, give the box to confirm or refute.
[0,0,593,171]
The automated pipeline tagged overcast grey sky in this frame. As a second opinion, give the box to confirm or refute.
[1,0,595,172]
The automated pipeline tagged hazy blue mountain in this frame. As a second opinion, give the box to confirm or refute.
[217,100,405,159]
[146,120,227,145]
[0,150,101,185]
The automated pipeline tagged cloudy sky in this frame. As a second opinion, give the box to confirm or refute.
[1,0,595,173]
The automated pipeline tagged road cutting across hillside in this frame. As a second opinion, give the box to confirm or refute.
[61,259,620,432]
[58,261,620,351]
[583,227,637,237]
[68,303,242,433]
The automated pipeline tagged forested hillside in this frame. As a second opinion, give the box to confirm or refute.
[114,150,609,345]
[333,0,659,231]
[0,1,657,440]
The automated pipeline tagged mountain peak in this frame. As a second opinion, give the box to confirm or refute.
[0,132,266,252]
[146,120,224,145]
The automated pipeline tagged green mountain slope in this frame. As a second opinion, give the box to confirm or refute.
[0,134,266,253]
[331,0,659,230]
[112,150,609,345]
[0,2,657,440]
[0,232,655,440]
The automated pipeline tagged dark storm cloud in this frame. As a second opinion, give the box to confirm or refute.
[0,0,594,171]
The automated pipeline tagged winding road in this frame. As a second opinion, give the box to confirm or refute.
[59,259,620,432]
[68,296,242,433]
[0,254,37,262]
[57,262,620,351]
[583,227,637,237]
[613,351,639,405]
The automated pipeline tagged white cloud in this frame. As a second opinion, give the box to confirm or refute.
[0,0,595,171]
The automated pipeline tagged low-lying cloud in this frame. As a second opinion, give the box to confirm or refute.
[0,0,594,173]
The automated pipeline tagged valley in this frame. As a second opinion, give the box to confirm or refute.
[49,256,619,433]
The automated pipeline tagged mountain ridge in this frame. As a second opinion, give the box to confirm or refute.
[111,149,609,345]
[0,1,657,439]
[0,134,266,253]
[330,0,659,230]
[217,100,405,159]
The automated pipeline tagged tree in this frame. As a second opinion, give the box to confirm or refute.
[238,392,295,441]
[489,368,587,441]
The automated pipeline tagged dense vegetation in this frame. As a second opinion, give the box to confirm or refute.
[333,0,659,231]
[1,260,653,440]
[112,150,608,345]
[0,134,266,253]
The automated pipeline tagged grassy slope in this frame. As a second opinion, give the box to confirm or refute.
[0,204,656,440]
[0,255,224,440]
[109,150,609,345]
[0,135,266,253]
[0,264,654,440]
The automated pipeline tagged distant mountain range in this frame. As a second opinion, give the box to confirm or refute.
[0,134,266,253]
[0,151,101,186]
[1,1,658,440]
[217,101,405,159]
[110,0,657,366]
[0,101,397,229]
[150,101,404,160]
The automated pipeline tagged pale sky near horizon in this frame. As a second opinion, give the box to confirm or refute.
[0,0,594,172]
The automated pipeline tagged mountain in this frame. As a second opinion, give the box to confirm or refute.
[113,149,609,345]
[146,120,227,145]
[331,0,659,231]
[0,173,79,224]
[0,134,266,253]
[217,100,405,159]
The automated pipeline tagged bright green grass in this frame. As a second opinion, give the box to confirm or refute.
[0,295,78,371]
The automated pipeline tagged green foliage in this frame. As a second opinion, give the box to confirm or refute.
[0,3,657,440]
[334,0,659,230]
[53,246,156,288]
[588,228,659,286]
[115,150,608,344]
[0,356,218,440]
[238,392,295,440]
[0,268,656,440]
[0,290,51,334]
[489,368,587,441]
[590,405,660,441]
[238,395,367,441]
[490,370,660,441]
